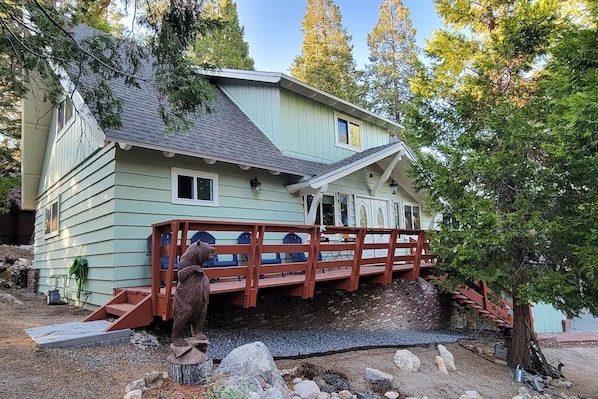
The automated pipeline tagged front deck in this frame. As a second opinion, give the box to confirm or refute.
[148,220,435,321]
[85,219,514,332]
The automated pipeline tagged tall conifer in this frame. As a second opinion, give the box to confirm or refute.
[191,0,255,70]
[364,0,418,125]
[290,0,361,103]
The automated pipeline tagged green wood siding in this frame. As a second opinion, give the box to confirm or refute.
[105,147,307,294]
[34,145,118,307]
[220,82,390,163]
[219,81,282,148]
[39,107,103,194]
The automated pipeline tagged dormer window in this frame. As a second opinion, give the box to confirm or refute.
[56,98,74,135]
[335,112,361,150]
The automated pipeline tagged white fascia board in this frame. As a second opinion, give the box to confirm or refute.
[199,68,282,84]
[286,142,406,193]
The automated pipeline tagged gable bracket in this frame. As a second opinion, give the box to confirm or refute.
[371,151,403,196]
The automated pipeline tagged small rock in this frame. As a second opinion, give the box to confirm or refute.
[393,349,420,372]
[293,377,304,384]
[317,393,331,399]
[437,344,456,370]
[123,389,142,399]
[338,390,353,399]
[143,371,164,390]
[459,391,482,399]
[125,378,145,393]
[0,293,23,304]
[364,367,393,383]
[264,387,286,399]
[384,392,400,399]
[294,380,321,399]
[435,355,448,374]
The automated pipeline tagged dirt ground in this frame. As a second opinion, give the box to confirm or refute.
[1,288,597,399]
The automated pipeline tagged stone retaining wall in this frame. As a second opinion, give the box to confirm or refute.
[207,277,452,331]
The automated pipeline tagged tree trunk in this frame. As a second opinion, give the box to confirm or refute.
[507,299,532,368]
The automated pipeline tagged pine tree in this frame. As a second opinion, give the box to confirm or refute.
[406,0,577,367]
[191,0,255,70]
[364,0,418,125]
[290,0,361,104]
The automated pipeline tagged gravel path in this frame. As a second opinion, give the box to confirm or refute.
[204,328,472,360]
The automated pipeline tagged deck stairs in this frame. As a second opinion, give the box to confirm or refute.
[424,274,513,329]
[83,288,154,332]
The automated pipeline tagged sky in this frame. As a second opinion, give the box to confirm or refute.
[235,0,441,73]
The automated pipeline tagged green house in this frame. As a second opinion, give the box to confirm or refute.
[21,26,435,309]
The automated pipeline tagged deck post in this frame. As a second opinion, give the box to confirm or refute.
[348,229,366,290]
[383,229,399,285]
[245,225,261,307]
[163,220,180,320]
[150,227,160,316]
[408,231,424,280]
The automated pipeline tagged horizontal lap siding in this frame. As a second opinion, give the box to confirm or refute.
[111,147,306,287]
[35,145,118,307]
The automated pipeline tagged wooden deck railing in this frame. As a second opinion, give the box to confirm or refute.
[149,220,436,320]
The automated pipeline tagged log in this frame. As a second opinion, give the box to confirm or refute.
[168,358,213,385]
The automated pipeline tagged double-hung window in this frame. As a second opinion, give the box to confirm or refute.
[335,112,361,150]
[44,199,59,237]
[56,98,74,136]
[171,168,219,206]
[404,204,421,230]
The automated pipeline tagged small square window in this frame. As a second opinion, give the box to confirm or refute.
[335,113,361,150]
[172,168,219,206]
[44,200,59,237]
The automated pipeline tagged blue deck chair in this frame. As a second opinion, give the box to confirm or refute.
[283,233,308,262]
[237,232,281,278]
[147,233,176,270]
[283,233,323,272]
[190,231,239,267]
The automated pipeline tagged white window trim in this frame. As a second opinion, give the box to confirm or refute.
[334,111,362,151]
[43,197,60,239]
[55,98,75,139]
[171,168,219,207]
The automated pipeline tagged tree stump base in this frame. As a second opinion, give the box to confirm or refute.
[168,358,213,385]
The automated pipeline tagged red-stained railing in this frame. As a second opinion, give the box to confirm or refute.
[150,220,436,320]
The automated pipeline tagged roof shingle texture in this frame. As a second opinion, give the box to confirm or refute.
[69,25,326,177]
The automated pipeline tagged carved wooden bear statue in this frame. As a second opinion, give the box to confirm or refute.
[171,240,214,347]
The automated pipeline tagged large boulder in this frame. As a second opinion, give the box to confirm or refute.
[213,341,287,393]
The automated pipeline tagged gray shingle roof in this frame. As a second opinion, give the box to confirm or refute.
[69,25,327,177]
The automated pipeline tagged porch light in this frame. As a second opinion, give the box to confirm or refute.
[389,179,399,194]
[250,176,262,192]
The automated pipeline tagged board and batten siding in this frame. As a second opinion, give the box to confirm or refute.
[219,82,390,163]
[218,81,283,148]
[39,97,104,194]
[34,144,119,307]
[280,90,389,163]
[109,147,307,290]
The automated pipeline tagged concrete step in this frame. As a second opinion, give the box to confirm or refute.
[25,320,131,348]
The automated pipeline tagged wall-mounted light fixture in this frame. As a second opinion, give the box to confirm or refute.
[389,179,399,194]
[250,176,262,193]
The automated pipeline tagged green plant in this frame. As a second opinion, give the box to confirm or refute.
[68,257,88,300]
